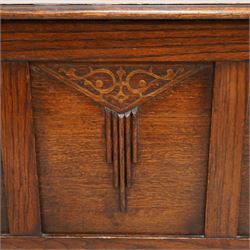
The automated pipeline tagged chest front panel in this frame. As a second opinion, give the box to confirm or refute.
[1,18,249,249]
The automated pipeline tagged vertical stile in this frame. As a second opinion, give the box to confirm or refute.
[1,62,41,235]
[205,62,248,237]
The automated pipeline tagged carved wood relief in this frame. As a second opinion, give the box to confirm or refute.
[35,64,202,212]
[37,64,200,113]
[105,107,138,211]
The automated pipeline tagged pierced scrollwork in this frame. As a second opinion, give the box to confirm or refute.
[37,64,200,113]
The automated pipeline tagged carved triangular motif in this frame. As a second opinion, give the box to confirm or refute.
[35,63,203,212]
[37,64,202,113]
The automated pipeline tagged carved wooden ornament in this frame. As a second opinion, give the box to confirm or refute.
[37,64,201,211]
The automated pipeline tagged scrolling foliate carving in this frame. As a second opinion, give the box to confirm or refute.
[36,63,202,212]
[37,64,201,113]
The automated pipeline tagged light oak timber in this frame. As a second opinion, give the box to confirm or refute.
[205,61,248,237]
[1,62,41,235]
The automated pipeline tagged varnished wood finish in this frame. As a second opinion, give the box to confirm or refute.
[2,20,249,62]
[1,164,9,234]
[32,63,203,212]
[105,108,112,164]
[238,86,250,236]
[1,236,249,250]
[111,109,139,211]
[34,64,200,113]
[132,109,138,164]
[105,108,138,212]
[1,4,250,20]
[205,62,248,238]
[112,113,119,189]
[1,62,41,235]
[125,111,132,187]
[1,7,249,248]
[30,63,212,234]
[118,114,126,212]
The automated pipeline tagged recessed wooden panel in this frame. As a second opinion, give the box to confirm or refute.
[238,98,249,236]
[30,63,213,234]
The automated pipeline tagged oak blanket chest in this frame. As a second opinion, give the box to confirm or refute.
[1,4,249,250]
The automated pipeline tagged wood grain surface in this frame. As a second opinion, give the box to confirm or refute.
[2,20,249,62]
[1,236,249,249]
[238,84,250,236]
[118,114,126,212]
[112,114,119,189]
[34,64,198,113]
[1,4,250,20]
[104,109,139,212]
[1,62,41,235]
[1,163,9,234]
[125,111,132,187]
[105,109,112,164]
[30,62,213,234]
[205,61,248,238]
[1,11,249,247]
